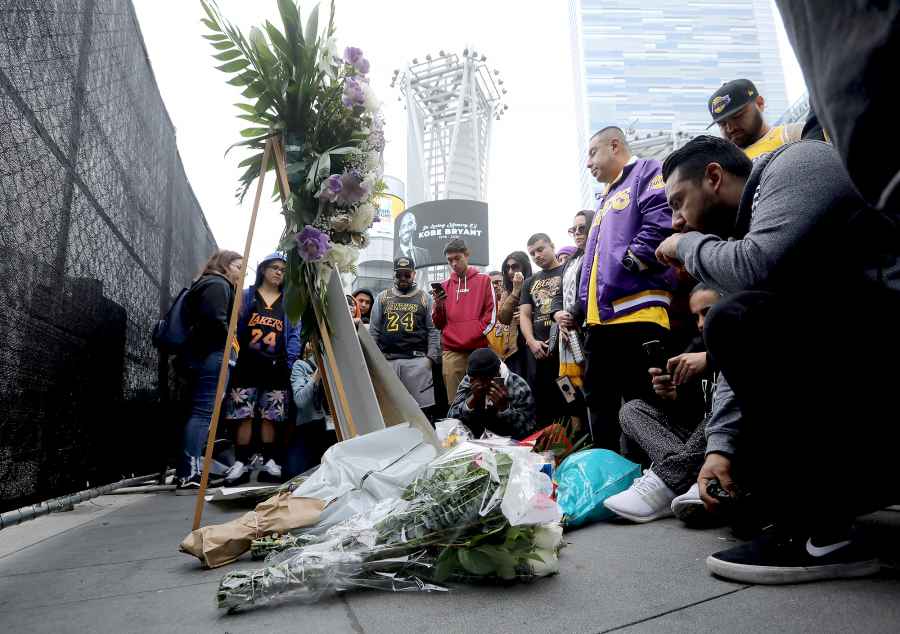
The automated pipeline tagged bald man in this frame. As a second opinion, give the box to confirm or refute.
[578,126,675,451]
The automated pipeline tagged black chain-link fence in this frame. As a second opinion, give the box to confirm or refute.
[0,0,217,511]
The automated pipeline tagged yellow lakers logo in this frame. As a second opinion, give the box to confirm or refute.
[650,173,665,190]
[711,94,731,114]
[610,189,631,210]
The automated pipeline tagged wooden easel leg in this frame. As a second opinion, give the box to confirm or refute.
[269,139,359,440]
[191,137,274,531]
[312,340,343,443]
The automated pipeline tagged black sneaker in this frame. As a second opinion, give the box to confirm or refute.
[707,527,880,584]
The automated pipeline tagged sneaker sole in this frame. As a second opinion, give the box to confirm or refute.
[672,500,714,526]
[706,556,881,585]
[603,502,674,523]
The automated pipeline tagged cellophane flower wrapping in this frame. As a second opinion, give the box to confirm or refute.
[217,443,564,612]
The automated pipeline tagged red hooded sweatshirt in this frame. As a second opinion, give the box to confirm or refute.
[432,266,496,353]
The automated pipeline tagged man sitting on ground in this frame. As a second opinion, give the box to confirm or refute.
[604,284,724,524]
[447,347,536,439]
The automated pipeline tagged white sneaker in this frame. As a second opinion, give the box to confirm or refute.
[603,469,676,523]
[224,460,247,483]
[257,459,283,483]
[262,459,281,478]
[671,483,710,525]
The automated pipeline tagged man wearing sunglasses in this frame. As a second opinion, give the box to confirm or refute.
[708,79,802,160]
[369,257,441,415]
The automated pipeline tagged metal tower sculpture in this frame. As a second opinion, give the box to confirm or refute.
[392,49,507,207]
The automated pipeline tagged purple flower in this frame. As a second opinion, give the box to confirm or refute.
[337,171,371,205]
[317,173,343,203]
[341,77,366,108]
[294,226,331,262]
[344,47,370,74]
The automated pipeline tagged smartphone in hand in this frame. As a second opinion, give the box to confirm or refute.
[430,282,446,299]
[642,339,668,374]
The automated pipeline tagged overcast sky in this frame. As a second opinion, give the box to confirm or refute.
[133,0,805,277]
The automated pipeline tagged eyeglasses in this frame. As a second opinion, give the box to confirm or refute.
[395,271,413,279]
[567,225,587,236]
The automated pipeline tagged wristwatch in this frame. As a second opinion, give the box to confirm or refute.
[622,253,640,274]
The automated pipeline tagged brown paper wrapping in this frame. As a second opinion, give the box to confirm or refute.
[179,492,326,568]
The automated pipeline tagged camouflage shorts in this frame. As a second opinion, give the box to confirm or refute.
[225,387,288,422]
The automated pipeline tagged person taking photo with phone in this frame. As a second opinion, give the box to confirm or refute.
[431,238,496,402]
[446,347,536,439]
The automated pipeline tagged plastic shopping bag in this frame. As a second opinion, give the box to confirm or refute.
[554,449,640,528]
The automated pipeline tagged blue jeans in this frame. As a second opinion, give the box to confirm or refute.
[179,350,227,478]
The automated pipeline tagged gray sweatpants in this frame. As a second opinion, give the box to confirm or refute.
[389,356,435,409]
[619,399,706,494]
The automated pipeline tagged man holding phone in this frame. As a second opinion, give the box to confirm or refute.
[604,284,723,524]
[431,238,497,402]
[447,347,536,439]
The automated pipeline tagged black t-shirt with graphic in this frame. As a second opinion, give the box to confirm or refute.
[235,290,288,388]
[520,265,564,342]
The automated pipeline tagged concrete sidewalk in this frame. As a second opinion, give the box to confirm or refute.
[0,493,898,633]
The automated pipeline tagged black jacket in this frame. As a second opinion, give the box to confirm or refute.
[186,273,234,358]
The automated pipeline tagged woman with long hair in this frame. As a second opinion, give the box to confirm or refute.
[495,250,535,382]
[555,209,595,429]
[179,249,243,487]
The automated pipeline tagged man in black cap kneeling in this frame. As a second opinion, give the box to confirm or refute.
[447,347,536,439]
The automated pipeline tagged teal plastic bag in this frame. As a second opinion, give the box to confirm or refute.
[555,449,641,528]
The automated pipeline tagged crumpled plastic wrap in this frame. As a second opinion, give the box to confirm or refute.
[181,425,436,568]
[219,442,564,612]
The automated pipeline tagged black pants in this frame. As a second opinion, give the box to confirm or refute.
[583,322,668,450]
[532,351,565,426]
[704,289,900,533]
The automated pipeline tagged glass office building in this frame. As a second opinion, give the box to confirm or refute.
[569,0,790,206]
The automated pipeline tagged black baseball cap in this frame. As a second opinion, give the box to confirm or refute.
[393,256,415,271]
[467,347,501,378]
[707,79,759,128]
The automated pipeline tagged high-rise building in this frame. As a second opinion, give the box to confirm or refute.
[569,0,790,206]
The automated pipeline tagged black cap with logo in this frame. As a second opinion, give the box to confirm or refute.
[393,256,415,272]
[707,79,759,128]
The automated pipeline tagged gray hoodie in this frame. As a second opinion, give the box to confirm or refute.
[676,141,863,455]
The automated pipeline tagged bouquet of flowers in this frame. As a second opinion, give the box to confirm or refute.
[216,443,564,612]
[200,0,385,332]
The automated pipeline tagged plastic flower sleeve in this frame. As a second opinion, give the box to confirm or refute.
[220,443,563,612]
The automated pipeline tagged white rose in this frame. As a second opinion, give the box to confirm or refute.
[327,243,359,272]
[363,83,381,113]
[530,548,560,577]
[349,203,376,233]
[532,522,564,551]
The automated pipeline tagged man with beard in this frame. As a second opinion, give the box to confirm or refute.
[656,135,898,585]
[708,79,802,160]
[370,257,440,415]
